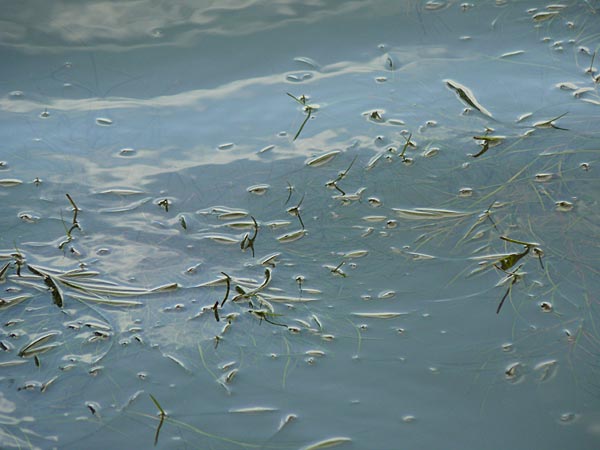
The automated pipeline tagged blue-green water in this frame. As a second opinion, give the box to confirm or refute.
[1,1,599,449]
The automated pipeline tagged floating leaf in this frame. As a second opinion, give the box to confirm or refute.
[352,312,406,319]
[229,407,278,414]
[392,207,472,220]
[445,79,493,118]
[305,150,341,167]
[0,179,23,187]
[500,50,525,58]
[18,331,61,357]
[302,437,353,450]
[532,11,558,22]
[0,294,32,310]
[533,112,568,130]
[277,229,306,243]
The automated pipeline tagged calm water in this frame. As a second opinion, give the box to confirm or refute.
[1,1,599,449]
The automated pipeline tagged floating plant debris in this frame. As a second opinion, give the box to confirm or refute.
[500,50,525,58]
[277,229,306,243]
[149,394,166,446]
[0,179,23,187]
[301,437,352,450]
[306,150,341,167]
[18,331,61,357]
[352,312,406,319]
[532,112,568,130]
[445,79,493,118]
[532,11,558,22]
[287,92,318,140]
[392,207,472,220]
[95,117,113,126]
[247,184,270,195]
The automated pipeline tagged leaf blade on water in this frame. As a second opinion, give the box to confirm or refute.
[301,436,353,450]
[445,79,493,118]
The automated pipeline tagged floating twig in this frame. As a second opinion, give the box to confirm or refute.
[326,155,358,195]
[495,264,524,314]
[220,272,231,306]
[287,193,305,229]
[149,394,166,447]
[287,93,317,141]
[240,216,259,257]
[399,133,413,162]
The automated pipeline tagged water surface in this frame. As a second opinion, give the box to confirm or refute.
[1,1,599,449]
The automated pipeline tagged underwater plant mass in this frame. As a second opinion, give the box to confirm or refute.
[1,1,599,448]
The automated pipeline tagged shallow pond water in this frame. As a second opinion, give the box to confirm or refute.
[1,1,600,449]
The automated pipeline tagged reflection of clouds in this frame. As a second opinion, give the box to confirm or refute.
[0,73,282,113]
[2,0,365,51]
[47,1,169,43]
[0,52,448,114]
